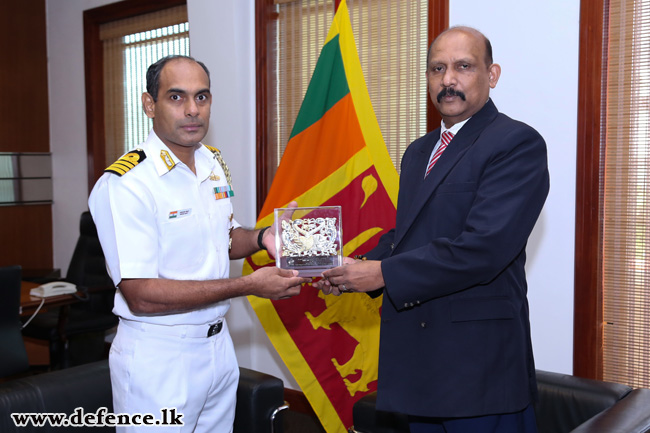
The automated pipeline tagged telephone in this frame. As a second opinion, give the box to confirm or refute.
[30,281,77,297]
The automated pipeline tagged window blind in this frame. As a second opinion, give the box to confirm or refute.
[100,5,189,164]
[268,0,428,177]
[602,0,650,388]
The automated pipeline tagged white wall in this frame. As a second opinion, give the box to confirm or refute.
[47,0,578,390]
[449,0,580,374]
[47,0,117,286]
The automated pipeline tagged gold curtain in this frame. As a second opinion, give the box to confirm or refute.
[602,0,650,388]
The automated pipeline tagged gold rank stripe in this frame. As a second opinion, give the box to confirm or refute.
[105,149,147,176]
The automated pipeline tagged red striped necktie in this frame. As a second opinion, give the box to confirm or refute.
[425,130,454,177]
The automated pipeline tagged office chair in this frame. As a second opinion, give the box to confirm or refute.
[0,265,30,378]
[21,212,118,370]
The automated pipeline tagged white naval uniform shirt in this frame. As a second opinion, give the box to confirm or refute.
[88,130,240,326]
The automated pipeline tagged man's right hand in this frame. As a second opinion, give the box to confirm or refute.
[247,267,310,300]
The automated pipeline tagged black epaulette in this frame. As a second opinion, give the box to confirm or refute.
[105,149,147,176]
[204,145,232,187]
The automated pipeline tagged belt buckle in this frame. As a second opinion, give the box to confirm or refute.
[207,321,223,337]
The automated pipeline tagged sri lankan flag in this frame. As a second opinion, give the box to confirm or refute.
[243,1,398,431]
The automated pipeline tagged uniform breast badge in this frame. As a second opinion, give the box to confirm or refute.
[274,206,342,276]
[169,209,191,219]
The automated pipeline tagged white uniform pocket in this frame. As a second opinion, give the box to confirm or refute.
[160,213,205,276]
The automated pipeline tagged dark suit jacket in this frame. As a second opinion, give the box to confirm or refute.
[365,99,549,418]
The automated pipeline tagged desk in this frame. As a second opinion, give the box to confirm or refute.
[19,281,80,316]
[20,282,115,367]
[20,281,82,366]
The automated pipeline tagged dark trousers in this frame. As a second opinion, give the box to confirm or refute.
[408,404,537,433]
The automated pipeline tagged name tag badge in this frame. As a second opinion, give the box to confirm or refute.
[214,185,235,200]
[169,209,192,219]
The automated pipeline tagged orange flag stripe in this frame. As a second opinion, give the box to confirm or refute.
[260,93,365,218]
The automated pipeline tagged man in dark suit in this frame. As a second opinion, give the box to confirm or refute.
[318,26,549,432]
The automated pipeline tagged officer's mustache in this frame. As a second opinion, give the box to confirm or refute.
[437,87,466,102]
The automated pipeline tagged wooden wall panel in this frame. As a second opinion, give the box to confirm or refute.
[0,0,49,153]
[0,0,53,273]
[573,0,606,380]
[0,206,53,270]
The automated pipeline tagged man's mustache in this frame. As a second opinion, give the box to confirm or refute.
[437,87,466,102]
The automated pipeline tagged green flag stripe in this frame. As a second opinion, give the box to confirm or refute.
[289,35,350,139]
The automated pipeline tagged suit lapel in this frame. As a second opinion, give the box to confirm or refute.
[389,129,436,244]
[392,99,500,250]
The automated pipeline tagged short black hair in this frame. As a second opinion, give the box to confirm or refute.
[145,55,211,102]
[427,26,493,69]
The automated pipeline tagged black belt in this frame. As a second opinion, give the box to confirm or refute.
[207,321,223,337]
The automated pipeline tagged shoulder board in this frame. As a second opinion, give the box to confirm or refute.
[204,145,220,154]
[204,145,232,187]
[105,149,147,176]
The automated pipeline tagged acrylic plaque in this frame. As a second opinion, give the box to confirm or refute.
[274,206,342,277]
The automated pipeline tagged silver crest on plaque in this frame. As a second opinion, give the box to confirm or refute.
[274,206,342,277]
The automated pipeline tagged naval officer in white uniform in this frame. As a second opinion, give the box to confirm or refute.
[89,55,308,432]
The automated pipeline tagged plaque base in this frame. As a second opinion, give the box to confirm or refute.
[279,256,340,277]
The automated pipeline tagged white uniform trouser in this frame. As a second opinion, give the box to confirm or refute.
[109,318,239,433]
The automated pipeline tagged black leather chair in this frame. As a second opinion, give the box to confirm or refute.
[535,370,650,433]
[21,212,118,369]
[0,360,287,433]
[350,370,650,433]
[236,367,288,433]
[0,265,29,379]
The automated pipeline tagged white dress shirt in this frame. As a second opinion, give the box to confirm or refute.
[425,117,471,170]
